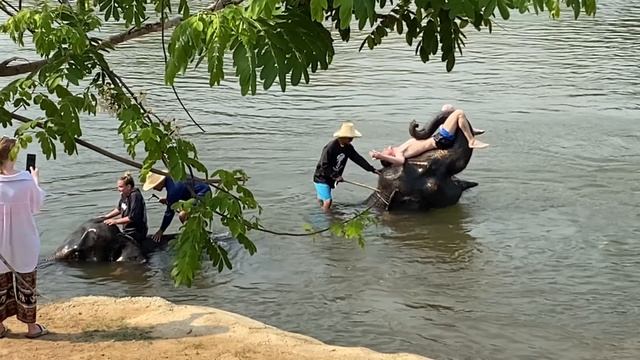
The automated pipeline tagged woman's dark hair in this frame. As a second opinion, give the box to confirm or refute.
[119,171,135,187]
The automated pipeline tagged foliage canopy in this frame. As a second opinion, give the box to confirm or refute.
[0,0,596,285]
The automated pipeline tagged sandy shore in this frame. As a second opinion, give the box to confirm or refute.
[0,296,430,360]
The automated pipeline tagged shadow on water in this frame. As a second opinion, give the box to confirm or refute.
[52,262,155,285]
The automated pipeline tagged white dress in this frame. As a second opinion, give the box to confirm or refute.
[0,171,45,273]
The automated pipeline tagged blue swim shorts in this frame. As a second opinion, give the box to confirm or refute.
[314,182,332,201]
[433,125,456,149]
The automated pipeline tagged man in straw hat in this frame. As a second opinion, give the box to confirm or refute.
[142,172,211,242]
[313,122,380,211]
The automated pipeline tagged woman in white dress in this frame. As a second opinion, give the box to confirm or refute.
[0,136,47,338]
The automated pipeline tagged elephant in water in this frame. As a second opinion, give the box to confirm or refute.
[367,111,481,211]
[53,218,175,262]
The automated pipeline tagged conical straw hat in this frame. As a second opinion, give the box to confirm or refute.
[333,122,362,138]
[142,172,166,191]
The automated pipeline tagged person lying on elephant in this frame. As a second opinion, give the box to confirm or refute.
[369,108,489,166]
[101,172,149,244]
[142,172,211,242]
[313,122,380,211]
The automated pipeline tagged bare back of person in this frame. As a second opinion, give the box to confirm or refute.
[370,107,489,166]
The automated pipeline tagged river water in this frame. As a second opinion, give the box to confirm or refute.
[1,1,639,359]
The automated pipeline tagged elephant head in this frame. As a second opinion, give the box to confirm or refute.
[368,110,479,211]
[54,218,145,262]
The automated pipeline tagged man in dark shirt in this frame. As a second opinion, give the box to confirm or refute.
[102,172,148,244]
[142,172,211,242]
[313,122,380,211]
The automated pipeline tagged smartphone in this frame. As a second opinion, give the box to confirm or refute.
[26,153,36,172]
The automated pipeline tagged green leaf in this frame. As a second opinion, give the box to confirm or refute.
[310,0,328,22]
[483,0,497,19]
[334,0,354,29]
[497,0,510,20]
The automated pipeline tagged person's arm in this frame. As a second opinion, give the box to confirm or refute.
[193,182,211,198]
[107,216,130,225]
[28,169,45,215]
[346,145,377,173]
[159,203,175,232]
[102,208,121,220]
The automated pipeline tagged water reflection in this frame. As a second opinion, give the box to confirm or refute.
[380,205,477,266]
[60,262,153,285]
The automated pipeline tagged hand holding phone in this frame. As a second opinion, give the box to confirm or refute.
[26,153,36,172]
[26,153,39,185]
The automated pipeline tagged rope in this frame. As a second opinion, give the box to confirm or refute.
[340,179,390,207]
[341,179,379,193]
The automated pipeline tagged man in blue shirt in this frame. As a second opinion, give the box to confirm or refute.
[143,172,211,242]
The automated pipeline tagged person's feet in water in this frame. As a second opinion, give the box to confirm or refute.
[468,139,489,149]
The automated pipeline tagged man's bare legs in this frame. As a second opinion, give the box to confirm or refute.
[318,199,332,211]
[441,110,489,149]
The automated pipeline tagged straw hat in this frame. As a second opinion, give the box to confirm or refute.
[142,172,166,191]
[333,122,362,138]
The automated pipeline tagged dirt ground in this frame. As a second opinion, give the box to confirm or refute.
[0,296,430,360]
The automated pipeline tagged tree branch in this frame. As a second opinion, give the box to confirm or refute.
[8,112,239,185]
[0,0,248,77]
[206,0,243,11]
[0,16,183,77]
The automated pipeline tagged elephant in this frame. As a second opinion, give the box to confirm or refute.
[367,110,481,211]
[53,218,175,262]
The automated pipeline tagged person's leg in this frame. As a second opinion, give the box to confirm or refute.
[0,272,10,337]
[314,183,333,211]
[321,199,332,211]
[441,110,489,149]
[14,271,47,338]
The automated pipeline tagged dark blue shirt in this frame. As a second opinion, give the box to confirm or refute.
[160,177,211,231]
